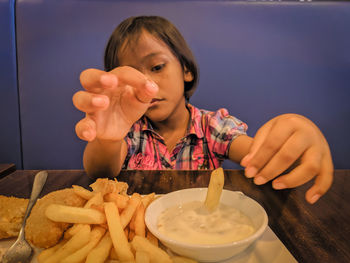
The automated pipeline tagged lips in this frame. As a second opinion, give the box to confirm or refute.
[150,98,162,103]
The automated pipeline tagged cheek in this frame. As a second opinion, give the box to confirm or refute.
[170,70,186,91]
[154,66,186,96]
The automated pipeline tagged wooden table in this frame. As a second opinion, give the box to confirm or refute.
[0,169,349,262]
[0,163,16,179]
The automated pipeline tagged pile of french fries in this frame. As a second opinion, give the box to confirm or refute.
[37,178,196,263]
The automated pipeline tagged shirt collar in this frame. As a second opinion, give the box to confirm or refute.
[139,103,205,138]
[186,104,205,139]
[140,116,153,132]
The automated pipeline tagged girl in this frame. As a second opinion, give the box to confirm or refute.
[73,16,333,204]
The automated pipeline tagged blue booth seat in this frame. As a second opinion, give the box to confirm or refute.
[3,0,350,169]
[0,0,21,168]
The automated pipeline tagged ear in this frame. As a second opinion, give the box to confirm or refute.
[183,68,194,82]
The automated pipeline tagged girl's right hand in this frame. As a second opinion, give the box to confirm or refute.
[72,66,158,142]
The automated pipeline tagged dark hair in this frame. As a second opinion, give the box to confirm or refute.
[104,16,199,100]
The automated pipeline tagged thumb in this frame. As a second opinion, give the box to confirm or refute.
[240,120,273,167]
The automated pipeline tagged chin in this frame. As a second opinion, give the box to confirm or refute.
[145,109,169,122]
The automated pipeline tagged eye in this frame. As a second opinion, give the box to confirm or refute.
[151,64,165,72]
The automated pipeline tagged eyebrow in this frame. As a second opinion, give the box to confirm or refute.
[140,52,163,63]
[122,52,166,69]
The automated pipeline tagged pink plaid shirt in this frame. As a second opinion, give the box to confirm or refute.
[123,104,247,170]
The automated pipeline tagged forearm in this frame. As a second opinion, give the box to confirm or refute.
[83,138,127,179]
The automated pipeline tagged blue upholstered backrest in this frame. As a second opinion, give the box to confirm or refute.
[1,0,350,169]
[0,0,21,167]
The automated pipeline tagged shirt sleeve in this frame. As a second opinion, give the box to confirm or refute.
[205,108,248,159]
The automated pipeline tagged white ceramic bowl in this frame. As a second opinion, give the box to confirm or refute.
[145,188,268,262]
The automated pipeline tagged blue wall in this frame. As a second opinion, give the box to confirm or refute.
[1,0,349,169]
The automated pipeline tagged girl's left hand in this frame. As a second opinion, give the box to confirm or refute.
[240,114,333,204]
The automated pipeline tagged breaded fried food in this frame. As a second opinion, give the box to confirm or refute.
[25,188,86,248]
[90,178,128,196]
[0,196,29,239]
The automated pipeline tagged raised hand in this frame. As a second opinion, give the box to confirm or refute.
[73,66,158,142]
[240,114,333,204]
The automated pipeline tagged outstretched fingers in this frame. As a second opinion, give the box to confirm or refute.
[79,66,158,108]
[304,151,333,204]
[75,117,97,142]
[113,66,158,103]
[80,68,119,93]
[240,119,273,169]
[271,146,322,189]
[72,91,109,114]
[273,150,333,204]
[242,117,297,179]
[252,131,311,185]
[240,113,333,204]
[75,66,159,142]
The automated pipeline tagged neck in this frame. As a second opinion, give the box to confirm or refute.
[151,100,190,138]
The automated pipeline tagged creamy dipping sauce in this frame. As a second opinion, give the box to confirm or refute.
[157,201,255,245]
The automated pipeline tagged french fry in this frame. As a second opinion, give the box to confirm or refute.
[128,229,135,241]
[131,236,172,263]
[141,193,155,208]
[135,250,151,263]
[124,225,130,238]
[171,256,198,263]
[45,204,106,224]
[84,192,104,208]
[146,230,158,247]
[129,208,136,231]
[43,224,91,263]
[72,185,94,200]
[60,226,105,263]
[85,232,113,263]
[64,224,84,240]
[134,203,145,237]
[105,202,134,261]
[37,240,66,263]
[204,167,224,212]
[104,192,129,210]
[120,193,141,228]
[90,203,105,213]
[63,193,104,239]
[36,179,172,263]
[109,247,118,260]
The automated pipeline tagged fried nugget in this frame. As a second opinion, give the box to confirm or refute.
[0,196,29,239]
[25,188,85,248]
[90,178,128,196]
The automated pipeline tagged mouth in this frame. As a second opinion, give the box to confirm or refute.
[150,98,163,104]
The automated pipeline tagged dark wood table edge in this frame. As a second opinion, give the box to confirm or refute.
[0,163,16,179]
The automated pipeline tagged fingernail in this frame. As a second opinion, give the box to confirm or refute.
[145,80,158,92]
[309,194,321,204]
[273,182,287,190]
[254,176,267,185]
[245,166,257,178]
[92,97,105,107]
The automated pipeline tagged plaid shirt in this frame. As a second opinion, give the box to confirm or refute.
[123,104,247,170]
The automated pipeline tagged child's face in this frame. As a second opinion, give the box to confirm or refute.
[118,30,193,123]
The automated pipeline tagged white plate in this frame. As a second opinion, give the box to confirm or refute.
[0,226,297,263]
